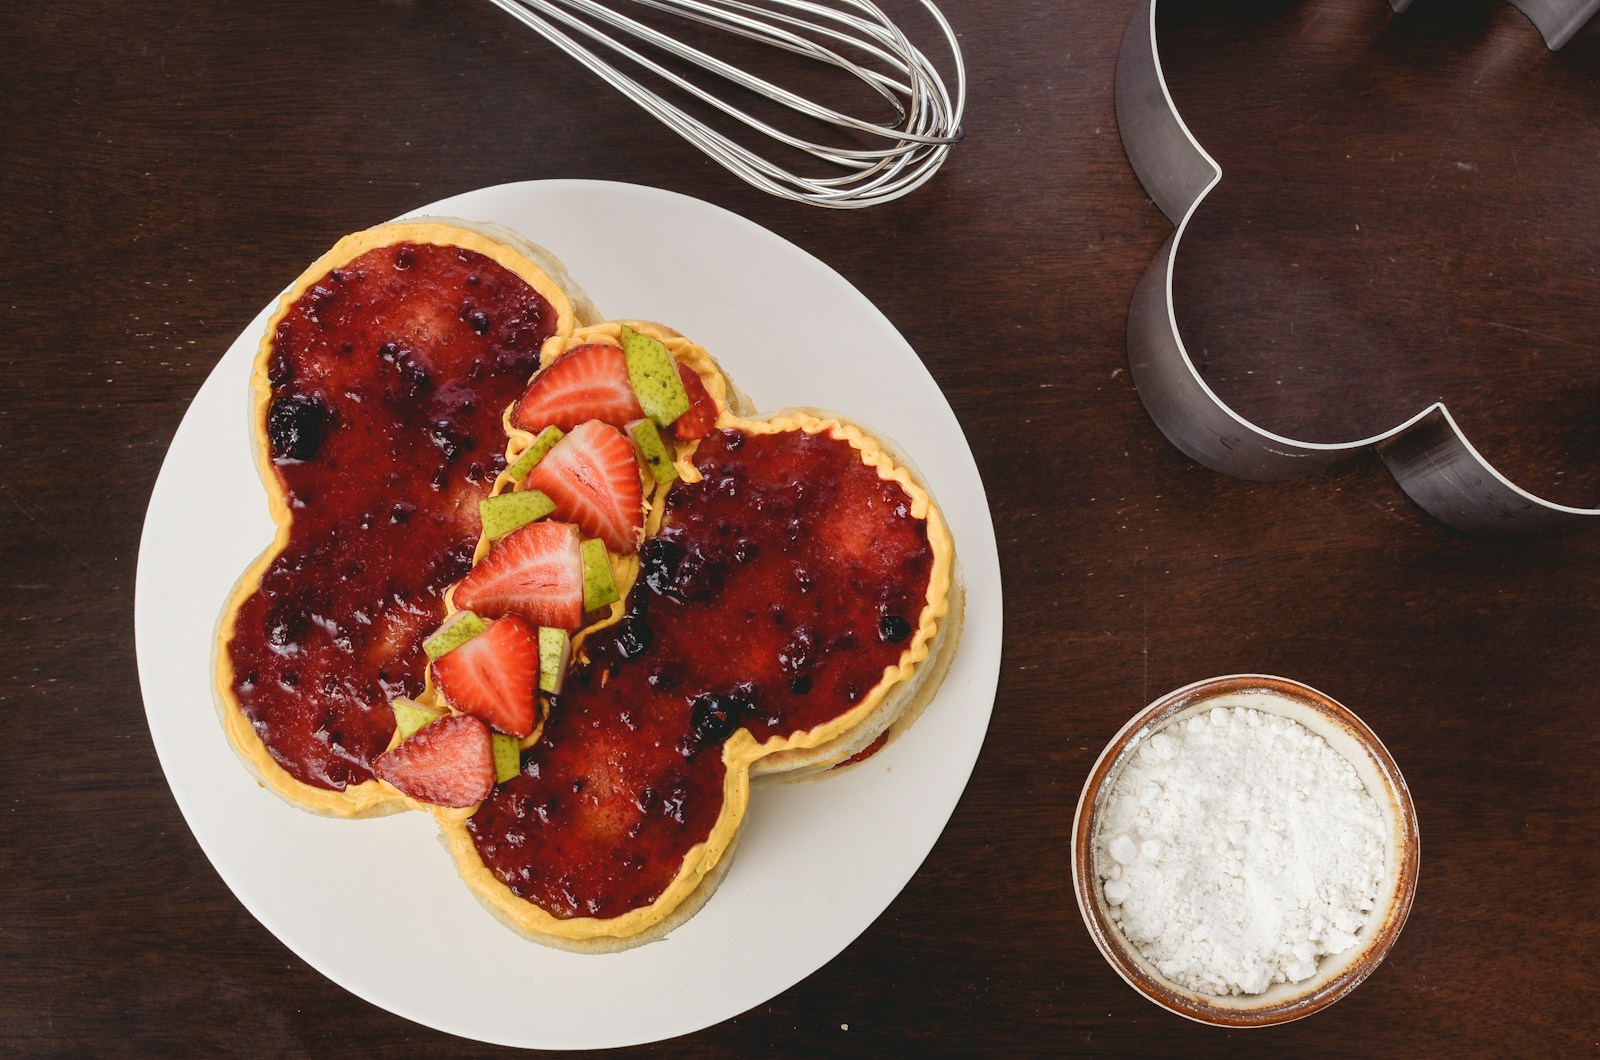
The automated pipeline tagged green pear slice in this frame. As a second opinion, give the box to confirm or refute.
[627,417,678,486]
[538,626,570,695]
[506,425,565,483]
[491,733,521,784]
[479,489,556,540]
[581,538,620,612]
[619,326,689,426]
[422,610,487,660]
[391,697,444,742]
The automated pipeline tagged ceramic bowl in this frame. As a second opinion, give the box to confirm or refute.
[1071,675,1420,1026]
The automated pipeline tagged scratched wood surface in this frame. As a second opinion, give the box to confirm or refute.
[2,0,1596,1055]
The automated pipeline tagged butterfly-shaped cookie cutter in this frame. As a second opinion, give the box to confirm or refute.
[1117,0,1599,535]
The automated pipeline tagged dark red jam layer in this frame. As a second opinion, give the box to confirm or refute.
[469,426,935,920]
[228,241,560,790]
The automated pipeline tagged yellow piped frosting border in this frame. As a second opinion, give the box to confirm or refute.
[216,229,959,948]
[211,220,579,818]
[432,327,956,949]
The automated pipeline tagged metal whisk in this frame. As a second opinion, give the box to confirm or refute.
[487,0,966,208]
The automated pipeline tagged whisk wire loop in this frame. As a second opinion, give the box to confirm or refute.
[487,0,965,207]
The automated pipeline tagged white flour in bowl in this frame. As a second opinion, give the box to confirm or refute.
[1096,705,1387,996]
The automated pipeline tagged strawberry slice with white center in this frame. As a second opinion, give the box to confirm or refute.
[430,615,540,737]
[510,343,643,432]
[525,420,645,555]
[453,521,585,630]
[669,362,719,440]
[373,714,494,808]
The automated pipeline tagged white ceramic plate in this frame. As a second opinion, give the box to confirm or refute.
[135,180,1002,1049]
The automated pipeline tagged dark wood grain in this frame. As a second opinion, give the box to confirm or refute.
[2,0,1596,1055]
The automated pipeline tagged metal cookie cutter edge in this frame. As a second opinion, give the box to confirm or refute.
[1116,0,1600,535]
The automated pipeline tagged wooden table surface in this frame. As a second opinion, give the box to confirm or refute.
[5,0,1597,1054]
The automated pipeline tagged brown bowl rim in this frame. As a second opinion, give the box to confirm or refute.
[1070,674,1420,1027]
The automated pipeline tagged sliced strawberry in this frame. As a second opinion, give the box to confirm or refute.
[431,616,539,737]
[373,714,494,808]
[453,521,585,630]
[510,343,643,433]
[525,420,645,554]
[670,362,719,440]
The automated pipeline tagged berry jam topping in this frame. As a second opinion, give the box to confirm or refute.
[228,241,560,791]
[468,426,935,920]
[839,729,891,769]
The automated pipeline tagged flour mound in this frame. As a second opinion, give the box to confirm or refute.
[1096,706,1387,997]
